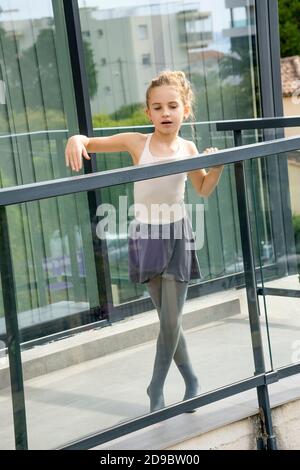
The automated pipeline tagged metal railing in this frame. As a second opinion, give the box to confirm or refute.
[0,117,300,450]
[215,116,300,296]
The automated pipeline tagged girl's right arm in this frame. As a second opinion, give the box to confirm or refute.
[65,132,140,172]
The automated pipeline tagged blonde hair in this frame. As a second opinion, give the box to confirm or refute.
[146,70,195,121]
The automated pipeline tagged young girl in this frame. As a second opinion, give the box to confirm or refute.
[65,70,224,413]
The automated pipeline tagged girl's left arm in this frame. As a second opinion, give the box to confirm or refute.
[187,144,224,197]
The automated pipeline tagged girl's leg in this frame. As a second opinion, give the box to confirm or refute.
[146,276,199,411]
[148,276,196,387]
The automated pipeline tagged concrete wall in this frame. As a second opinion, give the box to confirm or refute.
[283,96,300,216]
[283,97,300,138]
[288,160,300,215]
[167,399,300,450]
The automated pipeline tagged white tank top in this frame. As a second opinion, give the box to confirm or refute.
[133,133,187,224]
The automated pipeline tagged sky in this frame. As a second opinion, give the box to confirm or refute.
[81,0,231,32]
[0,0,53,20]
[0,0,234,33]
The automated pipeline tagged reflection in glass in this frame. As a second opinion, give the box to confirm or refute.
[78,0,259,130]
[0,0,92,342]
[3,193,97,344]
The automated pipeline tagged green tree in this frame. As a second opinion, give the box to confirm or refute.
[93,107,150,128]
[0,26,13,134]
[109,102,144,120]
[15,28,65,112]
[278,0,300,57]
[3,26,98,114]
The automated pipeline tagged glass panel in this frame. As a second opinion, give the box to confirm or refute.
[0,156,261,448]
[249,150,300,370]
[5,191,100,344]
[78,0,261,308]
[0,0,78,188]
[9,190,107,449]
[246,157,276,270]
[0,1,97,342]
[78,0,260,125]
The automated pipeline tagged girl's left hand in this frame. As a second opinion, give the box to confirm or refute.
[203,147,219,154]
[203,147,224,169]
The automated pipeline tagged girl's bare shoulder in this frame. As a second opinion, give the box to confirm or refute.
[180,138,199,156]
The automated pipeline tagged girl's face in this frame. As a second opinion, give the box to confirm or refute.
[146,85,190,134]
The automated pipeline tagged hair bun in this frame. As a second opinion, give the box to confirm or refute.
[145,69,195,121]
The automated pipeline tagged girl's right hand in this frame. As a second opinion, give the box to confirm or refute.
[65,135,91,172]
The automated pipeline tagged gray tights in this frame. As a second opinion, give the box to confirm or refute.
[146,275,199,412]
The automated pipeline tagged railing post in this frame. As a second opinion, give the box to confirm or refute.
[0,206,28,449]
[61,0,114,321]
[233,130,277,450]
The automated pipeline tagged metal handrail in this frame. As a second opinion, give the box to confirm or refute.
[1,115,299,141]
[1,134,300,207]
[215,115,300,131]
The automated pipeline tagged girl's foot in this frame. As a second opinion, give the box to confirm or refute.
[147,386,165,412]
[183,378,200,413]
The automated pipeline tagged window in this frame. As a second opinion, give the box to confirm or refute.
[142,53,151,66]
[232,7,247,28]
[101,58,107,66]
[138,24,148,40]
[98,29,103,37]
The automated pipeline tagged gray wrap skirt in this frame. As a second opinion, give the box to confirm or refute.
[128,215,202,284]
